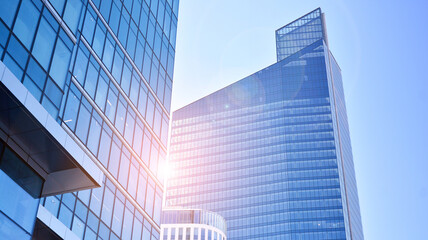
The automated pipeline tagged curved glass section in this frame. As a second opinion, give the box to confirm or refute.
[162,208,227,235]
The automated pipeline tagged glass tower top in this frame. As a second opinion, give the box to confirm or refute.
[276,8,326,62]
[167,8,363,240]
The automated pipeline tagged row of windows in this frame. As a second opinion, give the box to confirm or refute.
[168,186,342,209]
[222,198,343,220]
[173,98,331,127]
[168,157,337,190]
[42,178,161,240]
[170,132,335,171]
[169,176,341,201]
[171,106,330,143]
[0,0,74,119]
[171,110,332,140]
[228,209,344,231]
[169,166,339,194]
[71,41,169,148]
[171,111,332,143]
[171,136,334,161]
[171,130,334,161]
[277,22,323,42]
[170,147,336,177]
[171,196,344,225]
[169,179,341,209]
[170,128,335,162]
[230,227,345,240]
[171,151,337,181]
[277,31,323,45]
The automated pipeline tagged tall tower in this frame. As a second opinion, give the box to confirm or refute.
[0,0,179,239]
[167,8,363,240]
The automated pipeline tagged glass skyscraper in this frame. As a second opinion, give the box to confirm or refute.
[167,8,363,240]
[0,0,178,239]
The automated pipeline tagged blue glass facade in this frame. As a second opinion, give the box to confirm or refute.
[0,0,179,239]
[167,8,363,240]
[0,140,43,240]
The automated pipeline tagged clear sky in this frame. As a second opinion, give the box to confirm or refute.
[170,0,428,239]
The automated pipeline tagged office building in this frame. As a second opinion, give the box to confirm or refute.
[161,208,226,240]
[0,0,179,239]
[167,8,363,240]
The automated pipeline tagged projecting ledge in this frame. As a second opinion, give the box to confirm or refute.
[0,61,103,197]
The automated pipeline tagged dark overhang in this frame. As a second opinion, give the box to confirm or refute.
[0,61,103,196]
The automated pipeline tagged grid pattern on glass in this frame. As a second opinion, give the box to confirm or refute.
[326,49,364,240]
[1,0,179,239]
[166,9,362,239]
[0,0,76,119]
[41,176,160,240]
[276,8,324,62]
[167,40,347,239]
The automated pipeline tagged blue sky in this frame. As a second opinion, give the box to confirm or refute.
[170,0,428,239]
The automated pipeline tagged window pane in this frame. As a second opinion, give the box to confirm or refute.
[118,152,130,189]
[124,111,135,144]
[72,216,85,239]
[75,104,91,143]
[63,0,82,33]
[87,117,102,155]
[115,100,126,134]
[63,90,80,130]
[128,164,138,199]
[145,184,154,217]
[0,166,40,233]
[82,10,96,43]
[92,23,105,57]
[89,187,103,216]
[50,39,71,88]
[0,212,31,240]
[108,142,120,178]
[84,62,98,98]
[106,87,118,122]
[122,208,133,240]
[97,129,111,168]
[111,198,124,236]
[101,187,114,227]
[33,18,55,69]
[153,193,162,225]
[50,0,65,15]
[0,0,19,27]
[58,204,72,228]
[136,172,146,207]
[13,0,39,48]
[73,47,89,84]
[103,38,114,70]
[132,218,142,240]
[44,196,60,216]
[95,73,108,111]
